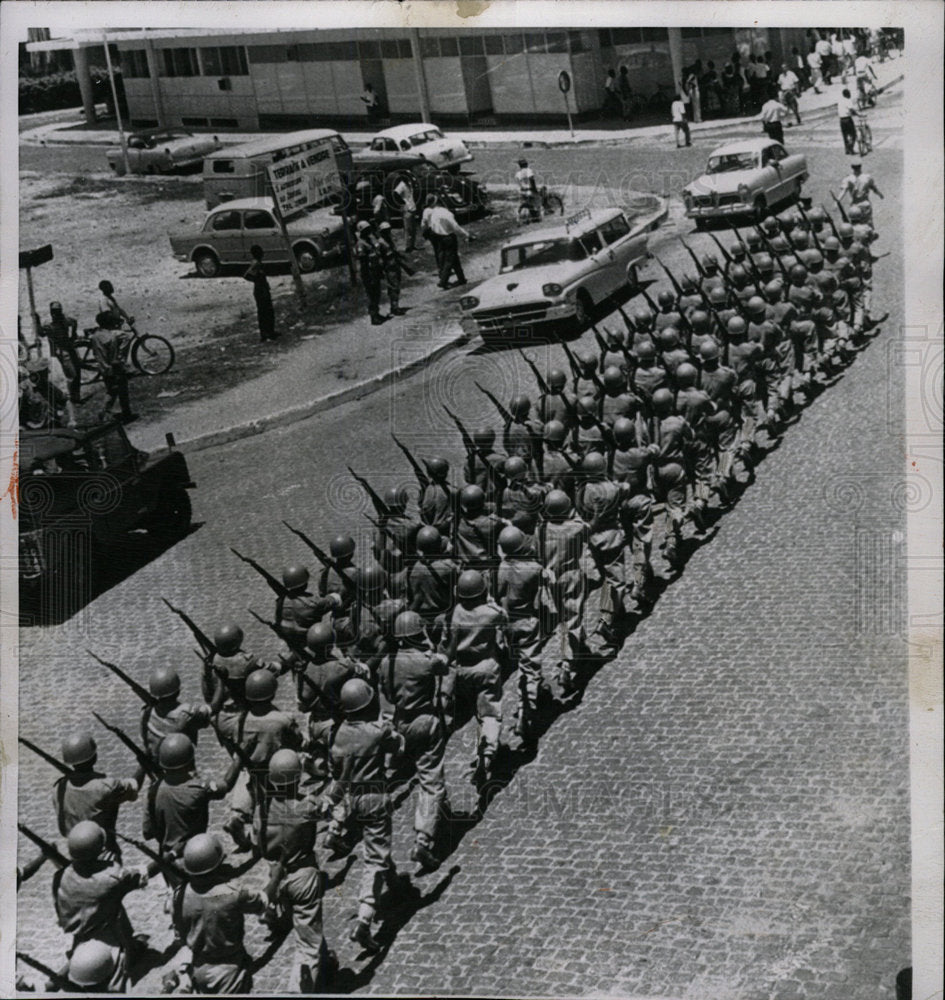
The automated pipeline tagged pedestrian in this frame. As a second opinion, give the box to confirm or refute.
[360,82,379,122]
[42,301,81,404]
[427,196,473,289]
[837,88,859,155]
[791,46,810,91]
[354,219,386,325]
[854,51,878,106]
[816,35,833,85]
[839,157,884,223]
[515,158,540,222]
[806,45,824,93]
[759,94,789,143]
[602,68,621,119]
[686,62,703,123]
[778,64,802,124]
[670,93,691,147]
[19,356,74,430]
[96,279,132,332]
[89,322,137,423]
[420,193,442,271]
[242,244,278,342]
[701,60,722,118]
[617,65,634,119]
[377,221,409,315]
[392,173,419,251]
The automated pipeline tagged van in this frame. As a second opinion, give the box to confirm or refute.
[202,129,353,210]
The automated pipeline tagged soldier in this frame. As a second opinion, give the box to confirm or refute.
[632,339,668,408]
[540,489,590,698]
[786,262,822,401]
[23,939,118,994]
[53,733,139,861]
[572,349,602,400]
[322,678,405,953]
[598,328,630,375]
[354,220,386,326]
[455,484,505,586]
[745,294,787,434]
[297,621,366,722]
[317,534,358,610]
[540,419,581,499]
[657,328,691,382]
[610,416,656,601]
[374,484,421,566]
[697,339,739,502]
[207,624,280,744]
[573,393,605,458]
[43,300,82,405]
[536,368,576,428]
[725,316,764,464]
[698,253,726,295]
[653,289,683,333]
[144,733,242,894]
[173,833,268,994]
[53,820,148,993]
[500,455,545,522]
[627,305,655,346]
[277,565,341,664]
[727,263,759,305]
[418,456,454,536]
[462,426,504,508]
[576,451,631,654]
[706,284,738,334]
[141,666,211,764]
[382,611,450,871]
[376,220,408,316]
[677,274,704,319]
[350,564,404,671]
[496,525,550,744]
[407,526,459,645]
[504,395,541,472]
[255,750,334,993]
[649,388,696,569]
[444,569,508,782]
[687,309,716,357]
[599,365,635,428]
[673,363,715,531]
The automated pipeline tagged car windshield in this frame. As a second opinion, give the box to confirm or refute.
[500,238,583,272]
[410,129,444,146]
[706,151,759,173]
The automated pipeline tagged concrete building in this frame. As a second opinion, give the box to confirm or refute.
[28,26,810,131]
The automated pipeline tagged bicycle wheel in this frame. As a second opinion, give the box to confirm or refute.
[73,338,101,384]
[544,192,565,216]
[132,334,174,376]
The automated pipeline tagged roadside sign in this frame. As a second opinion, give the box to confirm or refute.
[19,245,54,269]
[558,70,571,94]
[266,137,342,218]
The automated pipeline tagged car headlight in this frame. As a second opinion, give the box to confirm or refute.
[738,183,751,202]
[460,296,479,310]
[542,283,563,297]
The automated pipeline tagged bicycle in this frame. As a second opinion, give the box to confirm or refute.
[856,76,877,110]
[517,186,565,225]
[74,321,175,384]
[855,115,873,156]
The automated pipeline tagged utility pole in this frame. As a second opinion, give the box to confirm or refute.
[102,34,130,176]
[409,29,432,121]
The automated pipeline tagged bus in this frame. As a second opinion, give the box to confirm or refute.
[202,128,353,210]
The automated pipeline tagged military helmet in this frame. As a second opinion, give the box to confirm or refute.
[355,564,387,594]
[498,525,525,554]
[576,394,598,416]
[726,316,747,337]
[456,569,486,599]
[245,668,277,703]
[268,748,302,786]
[701,253,718,270]
[806,250,824,270]
[577,349,596,370]
[149,665,181,700]
[747,295,766,314]
[761,214,779,234]
[680,273,697,293]
[62,733,97,767]
[459,484,485,513]
[699,339,720,362]
[415,525,442,554]
[652,388,674,413]
[745,231,762,249]
[837,222,854,239]
[658,328,680,350]
[729,264,747,283]
[425,456,449,479]
[510,394,531,418]
[544,489,572,516]
[635,340,656,362]
[394,610,425,638]
[709,286,728,305]
[791,229,810,250]
[329,534,356,559]
[69,941,116,988]
[543,419,567,444]
[823,235,840,252]
[631,306,652,326]
[282,565,309,590]
[581,452,606,476]
[183,833,225,875]
[689,309,710,331]
[763,279,784,299]
[612,416,635,443]
[382,485,408,511]
[340,678,375,713]
[770,234,790,253]
[503,456,527,481]
[67,820,105,862]
[305,621,334,650]
[729,242,746,260]
[602,365,625,390]
[214,624,243,655]
[657,290,675,309]
[547,368,567,391]
[472,426,495,448]
[159,733,195,771]
[675,362,698,388]
[755,253,774,274]
[789,263,808,283]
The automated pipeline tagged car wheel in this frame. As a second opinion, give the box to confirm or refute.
[694,217,708,231]
[752,195,767,222]
[626,265,640,292]
[574,289,593,328]
[295,243,320,273]
[147,487,192,542]
[194,250,221,278]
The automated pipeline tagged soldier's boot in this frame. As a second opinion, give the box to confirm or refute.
[323,822,349,859]
[350,919,382,954]
[223,814,253,853]
[689,498,708,536]
[389,295,407,317]
[410,835,439,873]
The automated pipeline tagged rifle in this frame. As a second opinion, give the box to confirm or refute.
[18,823,69,868]
[391,434,430,490]
[591,327,610,368]
[230,547,288,599]
[92,712,158,781]
[640,287,660,316]
[561,341,605,393]
[347,466,390,518]
[211,720,259,775]
[281,521,356,586]
[366,514,399,549]
[19,736,70,776]
[829,190,849,224]
[679,238,705,277]
[87,650,153,706]
[475,382,512,425]
[653,254,683,297]
[117,833,188,881]
[162,598,218,659]
[442,405,476,454]
[796,204,823,251]
[707,231,733,266]
[16,952,73,992]
[616,304,637,336]
[821,204,841,240]
[249,608,290,647]
[518,350,551,396]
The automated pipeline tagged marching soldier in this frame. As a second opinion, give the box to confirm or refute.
[504,395,542,473]
[540,419,581,499]
[724,316,764,465]
[501,456,545,521]
[276,565,341,663]
[610,416,656,602]
[657,328,691,381]
[407,526,459,645]
[649,388,696,570]
[382,611,450,871]
[207,623,280,744]
[455,484,505,586]
[654,289,684,332]
[140,666,211,764]
[599,366,636,428]
[673,362,715,531]
[697,339,740,502]
[418,456,454,535]
[536,368,576,428]
[462,426,504,509]
[317,534,358,611]
[745,294,788,434]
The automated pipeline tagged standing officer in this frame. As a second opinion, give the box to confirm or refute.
[322,678,405,953]
[256,750,334,993]
[382,611,450,871]
[141,666,212,764]
[53,820,148,993]
[355,220,386,326]
[172,834,268,994]
[377,221,408,316]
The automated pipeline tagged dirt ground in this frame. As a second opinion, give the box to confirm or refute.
[19,169,518,425]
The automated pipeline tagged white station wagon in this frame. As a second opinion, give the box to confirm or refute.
[359,123,473,171]
[682,138,808,227]
[460,205,663,341]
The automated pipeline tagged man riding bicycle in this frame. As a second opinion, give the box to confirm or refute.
[777,63,802,125]
[515,158,540,223]
[854,53,878,107]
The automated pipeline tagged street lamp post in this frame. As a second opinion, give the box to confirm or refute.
[102,35,130,176]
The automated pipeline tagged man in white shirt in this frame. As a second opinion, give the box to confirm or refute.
[759,95,789,144]
[836,88,859,155]
[816,36,833,84]
[427,198,474,289]
[854,54,878,106]
[515,158,539,222]
[806,46,823,93]
[777,65,802,125]
[839,158,884,223]
[670,95,691,148]
[392,176,418,251]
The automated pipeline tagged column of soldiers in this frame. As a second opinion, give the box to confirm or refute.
[16,199,882,995]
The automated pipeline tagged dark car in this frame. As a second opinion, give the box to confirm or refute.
[346,152,488,220]
[19,421,195,615]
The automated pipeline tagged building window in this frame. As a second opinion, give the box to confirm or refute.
[310,41,357,61]
[523,32,547,54]
[247,44,287,63]
[505,33,525,54]
[611,28,642,46]
[358,40,380,59]
[181,115,209,127]
[161,48,199,77]
[210,117,239,128]
[380,39,399,59]
[201,46,249,76]
[459,36,483,56]
[568,30,586,54]
[121,49,150,79]
[420,36,439,58]
[398,38,412,58]
[439,36,459,57]
[484,34,505,56]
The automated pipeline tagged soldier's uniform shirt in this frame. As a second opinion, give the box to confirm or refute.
[633,364,668,402]
[419,482,453,534]
[497,557,545,617]
[296,651,359,717]
[317,563,356,610]
[376,513,421,560]
[277,591,334,651]
[54,772,138,845]
[578,479,625,532]
[456,512,503,567]
[213,651,276,714]
[660,347,691,377]
[678,292,703,317]
[541,518,588,577]
[239,708,301,766]
[541,446,580,496]
[54,861,144,947]
[600,347,629,374]
[728,340,763,387]
[502,479,545,520]
[449,600,507,665]
[612,444,651,492]
[146,773,226,857]
[600,391,635,427]
[408,556,458,618]
[731,282,760,305]
[574,373,602,401]
[675,386,714,434]
[504,418,540,467]
[576,416,604,455]
[142,701,211,761]
[537,391,575,428]
[654,309,684,332]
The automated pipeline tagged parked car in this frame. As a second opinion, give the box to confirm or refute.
[357,123,473,171]
[682,138,808,227]
[169,197,347,277]
[459,204,664,341]
[346,153,488,220]
[19,421,195,615]
[107,128,222,176]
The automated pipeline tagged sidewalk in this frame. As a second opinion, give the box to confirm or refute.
[19,56,904,151]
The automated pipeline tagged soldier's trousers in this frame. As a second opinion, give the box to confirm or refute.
[548,568,587,658]
[276,865,329,991]
[652,464,687,528]
[620,494,654,588]
[453,658,502,756]
[507,614,546,714]
[193,958,252,995]
[396,713,446,844]
[689,440,715,504]
[349,791,394,923]
[588,526,630,623]
[705,412,736,484]
[361,271,382,319]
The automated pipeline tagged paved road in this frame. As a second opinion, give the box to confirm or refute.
[16,110,910,996]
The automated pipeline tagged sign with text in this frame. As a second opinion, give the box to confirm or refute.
[266,138,342,218]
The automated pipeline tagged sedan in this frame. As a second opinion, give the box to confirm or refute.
[358,123,473,171]
[682,138,808,227]
[347,155,488,220]
[107,128,222,176]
